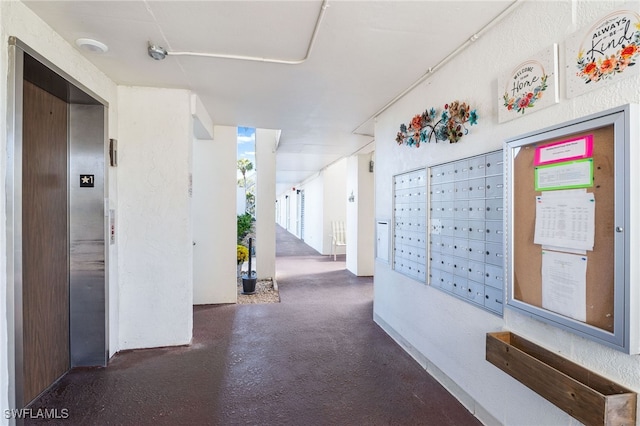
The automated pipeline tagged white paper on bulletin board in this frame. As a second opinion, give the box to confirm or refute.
[533,190,595,251]
[542,250,587,321]
[534,159,594,191]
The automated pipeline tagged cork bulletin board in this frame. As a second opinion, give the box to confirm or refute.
[505,105,637,352]
[511,125,614,332]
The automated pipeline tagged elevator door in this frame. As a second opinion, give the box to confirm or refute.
[22,80,69,403]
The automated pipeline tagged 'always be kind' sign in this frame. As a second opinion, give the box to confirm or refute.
[566,7,640,98]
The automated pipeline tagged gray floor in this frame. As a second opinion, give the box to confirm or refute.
[26,225,481,425]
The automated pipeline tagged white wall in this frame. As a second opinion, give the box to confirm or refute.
[237,169,256,216]
[346,156,358,269]
[117,86,193,349]
[276,189,296,231]
[256,129,278,280]
[322,159,347,255]
[282,159,347,255]
[276,194,284,226]
[236,187,246,215]
[192,126,237,305]
[346,153,375,276]
[0,1,119,420]
[374,1,640,425]
[287,190,297,234]
[358,154,375,274]
[300,178,322,251]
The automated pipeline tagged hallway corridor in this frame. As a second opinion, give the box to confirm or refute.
[25,225,481,425]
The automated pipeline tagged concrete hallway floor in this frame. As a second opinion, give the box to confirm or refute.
[25,225,481,425]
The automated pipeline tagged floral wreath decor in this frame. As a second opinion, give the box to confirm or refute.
[395,101,478,147]
[576,23,640,84]
[503,74,548,114]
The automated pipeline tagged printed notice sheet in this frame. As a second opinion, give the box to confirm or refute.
[534,159,593,191]
[534,190,595,251]
[542,250,587,322]
[534,135,593,165]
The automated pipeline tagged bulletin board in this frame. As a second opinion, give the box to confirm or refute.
[504,105,640,353]
[511,125,614,332]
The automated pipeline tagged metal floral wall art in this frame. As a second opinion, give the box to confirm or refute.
[395,101,478,147]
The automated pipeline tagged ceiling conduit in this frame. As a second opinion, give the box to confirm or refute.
[148,0,329,64]
[351,0,524,137]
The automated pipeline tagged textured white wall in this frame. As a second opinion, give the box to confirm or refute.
[346,156,358,270]
[322,159,347,255]
[346,154,374,276]
[375,1,640,425]
[288,188,299,234]
[236,187,245,216]
[117,86,193,349]
[358,154,375,275]
[276,189,296,230]
[300,177,322,252]
[276,194,285,227]
[256,129,278,280]
[295,159,347,255]
[192,126,237,305]
[0,2,119,420]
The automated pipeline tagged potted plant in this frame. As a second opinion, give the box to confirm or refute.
[237,244,248,278]
[241,238,257,294]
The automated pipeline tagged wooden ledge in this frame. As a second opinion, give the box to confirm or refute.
[486,331,636,426]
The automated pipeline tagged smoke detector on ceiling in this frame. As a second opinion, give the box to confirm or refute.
[75,38,108,54]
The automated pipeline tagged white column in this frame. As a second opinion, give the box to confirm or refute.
[255,129,278,280]
[346,153,375,276]
[117,86,193,349]
[192,126,238,305]
[322,159,347,254]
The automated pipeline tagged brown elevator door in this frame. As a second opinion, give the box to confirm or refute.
[22,80,69,404]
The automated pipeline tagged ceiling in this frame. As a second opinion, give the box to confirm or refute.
[23,0,517,196]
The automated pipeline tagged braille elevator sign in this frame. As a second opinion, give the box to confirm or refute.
[80,174,95,188]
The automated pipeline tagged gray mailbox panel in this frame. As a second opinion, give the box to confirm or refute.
[428,150,505,316]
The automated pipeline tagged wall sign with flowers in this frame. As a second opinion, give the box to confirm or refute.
[565,8,640,98]
[395,101,478,147]
[498,45,559,123]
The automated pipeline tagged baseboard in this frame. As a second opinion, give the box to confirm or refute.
[374,313,501,426]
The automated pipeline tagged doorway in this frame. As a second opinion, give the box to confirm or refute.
[7,40,108,408]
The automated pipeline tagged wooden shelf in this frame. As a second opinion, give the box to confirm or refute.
[486,332,636,426]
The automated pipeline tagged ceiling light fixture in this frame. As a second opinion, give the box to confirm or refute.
[148,43,168,60]
[75,38,109,54]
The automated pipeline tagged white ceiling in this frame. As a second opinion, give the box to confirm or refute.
[23,0,516,195]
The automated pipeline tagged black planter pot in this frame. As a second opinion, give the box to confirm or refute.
[242,271,257,294]
[242,238,257,294]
